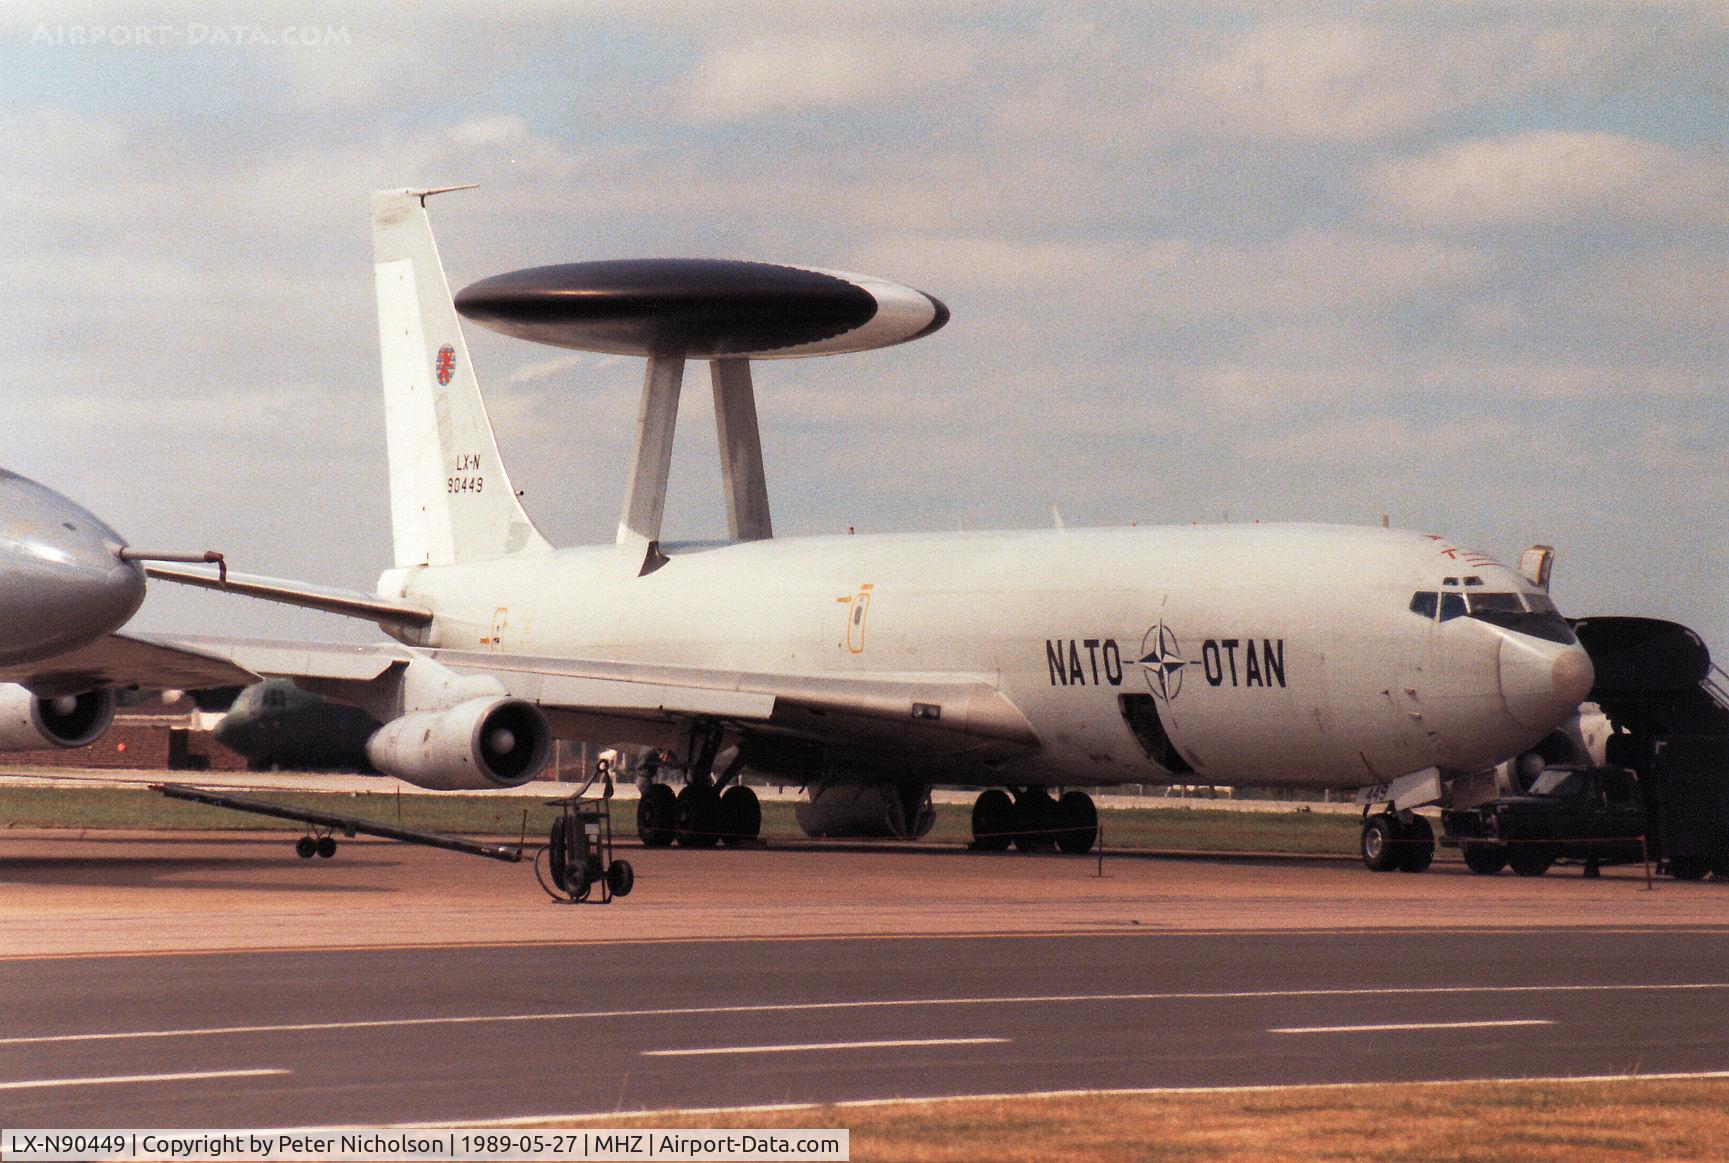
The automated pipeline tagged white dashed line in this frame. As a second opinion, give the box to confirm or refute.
[0,1068,288,1091]
[644,1037,1008,1057]
[1270,1019,1554,1035]
[3,983,1722,1046]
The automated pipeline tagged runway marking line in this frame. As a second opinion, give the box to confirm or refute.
[1270,1019,1553,1035]
[644,1037,1008,1057]
[2,983,1724,1047]
[5,926,1729,963]
[0,1068,286,1091]
[363,1070,1729,1130]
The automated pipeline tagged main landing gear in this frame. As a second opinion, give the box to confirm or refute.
[970,787,1097,854]
[635,724,764,849]
[1360,811,1434,873]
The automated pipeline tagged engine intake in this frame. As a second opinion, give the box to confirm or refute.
[0,684,117,750]
[365,696,551,790]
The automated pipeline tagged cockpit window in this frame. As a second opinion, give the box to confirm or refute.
[1410,588,1576,643]
[1462,591,1577,644]
[1467,592,1525,615]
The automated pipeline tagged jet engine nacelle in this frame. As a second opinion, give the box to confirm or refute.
[0,683,116,750]
[794,780,936,840]
[364,696,551,790]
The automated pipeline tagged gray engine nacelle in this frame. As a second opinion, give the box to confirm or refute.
[0,684,116,750]
[364,696,551,791]
[794,780,936,840]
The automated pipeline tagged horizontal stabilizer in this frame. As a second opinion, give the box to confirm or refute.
[146,566,434,627]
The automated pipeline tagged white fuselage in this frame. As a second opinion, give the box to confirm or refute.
[381,522,1592,791]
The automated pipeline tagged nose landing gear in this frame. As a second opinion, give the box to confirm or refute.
[1360,811,1435,872]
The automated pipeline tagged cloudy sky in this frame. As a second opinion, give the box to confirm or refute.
[5,2,1728,650]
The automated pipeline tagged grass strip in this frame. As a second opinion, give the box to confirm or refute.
[540,1078,1729,1162]
[0,784,1362,855]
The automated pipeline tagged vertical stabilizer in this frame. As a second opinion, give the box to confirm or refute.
[372,188,551,568]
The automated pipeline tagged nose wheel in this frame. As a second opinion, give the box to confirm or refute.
[1361,812,1434,872]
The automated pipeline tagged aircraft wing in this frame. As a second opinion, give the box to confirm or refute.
[423,648,1039,759]
[0,632,266,696]
[1,634,1038,760]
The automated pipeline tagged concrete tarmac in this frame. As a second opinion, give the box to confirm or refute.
[2,835,1726,1127]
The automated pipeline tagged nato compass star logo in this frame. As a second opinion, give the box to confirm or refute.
[1138,621,1187,702]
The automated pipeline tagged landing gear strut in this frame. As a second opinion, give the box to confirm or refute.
[1360,811,1434,873]
[635,721,764,849]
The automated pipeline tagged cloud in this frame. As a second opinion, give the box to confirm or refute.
[1370,131,1729,230]
[858,230,1491,322]
[674,33,972,122]
[991,16,1553,149]
[1158,20,1466,143]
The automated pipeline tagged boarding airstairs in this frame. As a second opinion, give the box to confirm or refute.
[1572,616,1729,879]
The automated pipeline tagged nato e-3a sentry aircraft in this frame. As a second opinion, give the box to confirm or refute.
[3,188,1596,872]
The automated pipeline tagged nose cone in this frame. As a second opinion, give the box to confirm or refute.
[1499,633,1596,731]
[0,471,146,666]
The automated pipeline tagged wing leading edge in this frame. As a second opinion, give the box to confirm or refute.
[1,634,1039,762]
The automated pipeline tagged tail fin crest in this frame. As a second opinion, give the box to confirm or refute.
[372,188,550,569]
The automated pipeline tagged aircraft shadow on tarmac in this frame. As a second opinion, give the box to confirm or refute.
[0,854,399,893]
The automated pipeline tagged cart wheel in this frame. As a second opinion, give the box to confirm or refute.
[316,836,337,859]
[295,836,317,859]
[548,818,570,893]
[607,859,635,898]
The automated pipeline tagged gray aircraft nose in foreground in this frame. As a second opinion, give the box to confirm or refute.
[0,469,145,665]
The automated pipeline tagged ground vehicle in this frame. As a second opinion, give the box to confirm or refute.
[1442,765,1647,876]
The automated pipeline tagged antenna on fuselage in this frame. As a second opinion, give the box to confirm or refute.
[453,258,948,573]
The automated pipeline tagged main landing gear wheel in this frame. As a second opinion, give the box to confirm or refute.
[719,784,761,847]
[637,781,677,847]
[1462,844,1507,875]
[316,835,337,859]
[1055,791,1098,854]
[1360,815,1401,872]
[1013,788,1056,852]
[676,783,722,848]
[971,789,1014,851]
[1396,815,1434,873]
